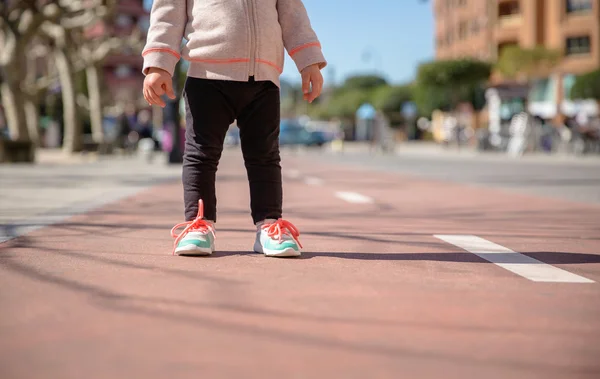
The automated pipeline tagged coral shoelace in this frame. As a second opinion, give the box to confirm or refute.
[170,200,214,255]
[262,219,303,248]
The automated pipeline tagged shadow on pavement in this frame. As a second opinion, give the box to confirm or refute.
[300,251,600,264]
[0,254,596,375]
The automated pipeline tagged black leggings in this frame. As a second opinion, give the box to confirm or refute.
[182,77,282,224]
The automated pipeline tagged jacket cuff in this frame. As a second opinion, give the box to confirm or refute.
[290,43,327,72]
[142,48,181,77]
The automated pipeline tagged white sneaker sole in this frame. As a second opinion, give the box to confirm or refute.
[253,240,301,257]
[174,244,213,256]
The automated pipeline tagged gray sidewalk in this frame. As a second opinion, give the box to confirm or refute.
[0,150,181,243]
[329,141,600,165]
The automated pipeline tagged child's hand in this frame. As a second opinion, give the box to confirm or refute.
[301,64,323,103]
[143,67,176,108]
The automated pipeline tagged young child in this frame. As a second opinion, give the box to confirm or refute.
[142,0,326,257]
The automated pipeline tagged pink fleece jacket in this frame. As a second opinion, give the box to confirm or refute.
[142,0,327,87]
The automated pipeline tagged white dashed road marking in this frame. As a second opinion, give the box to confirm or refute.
[435,235,594,283]
[335,191,374,204]
[286,169,301,179]
[304,177,324,186]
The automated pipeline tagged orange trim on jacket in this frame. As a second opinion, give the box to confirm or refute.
[289,42,321,56]
[142,47,181,59]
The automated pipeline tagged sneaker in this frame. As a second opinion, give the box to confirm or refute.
[254,218,302,257]
[171,200,215,256]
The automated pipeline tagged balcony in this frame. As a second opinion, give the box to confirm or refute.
[497,14,523,28]
[495,19,522,43]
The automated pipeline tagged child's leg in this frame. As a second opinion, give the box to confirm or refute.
[182,78,236,222]
[237,80,282,224]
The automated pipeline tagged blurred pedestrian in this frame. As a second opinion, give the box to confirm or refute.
[114,104,138,154]
[135,109,157,162]
[143,0,326,257]
[442,113,457,147]
[507,101,532,157]
[370,111,393,154]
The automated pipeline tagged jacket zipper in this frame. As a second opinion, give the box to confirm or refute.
[247,0,257,76]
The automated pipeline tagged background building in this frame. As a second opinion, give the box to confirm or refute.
[434,0,494,60]
[433,0,599,118]
[103,0,150,106]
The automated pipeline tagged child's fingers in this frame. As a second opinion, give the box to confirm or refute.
[143,88,150,105]
[147,86,166,107]
[151,81,166,97]
[302,72,311,95]
[310,79,323,102]
[144,88,158,106]
[164,80,176,99]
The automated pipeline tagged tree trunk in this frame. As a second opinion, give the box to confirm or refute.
[0,79,30,142]
[55,47,82,153]
[24,96,41,146]
[24,53,41,146]
[86,64,105,143]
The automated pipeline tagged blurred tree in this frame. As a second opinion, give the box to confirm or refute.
[413,84,452,117]
[78,32,144,144]
[326,89,370,120]
[342,75,387,91]
[41,0,125,153]
[570,69,600,102]
[495,45,561,82]
[0,0,131,153]
[372,85,412,112]
[0,1,60,143]
[414,59,491,116]
[371,84,413,126]
[314,75,386,119]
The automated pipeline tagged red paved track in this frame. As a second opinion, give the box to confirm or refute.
[1,152,599,379]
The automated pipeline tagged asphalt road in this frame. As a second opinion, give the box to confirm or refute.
[1,149,599,379]
[292,146,600,204]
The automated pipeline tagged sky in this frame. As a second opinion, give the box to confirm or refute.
[143,0,434,86]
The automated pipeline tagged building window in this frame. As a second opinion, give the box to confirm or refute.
[498,0,520,17]
[458,21,468,40]
[566,0,593,13]
[566,36,591,55]
[446,32,454,46]
[471,19,480,34]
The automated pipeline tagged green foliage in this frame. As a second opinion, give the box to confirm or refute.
[414,58,491,116]
[413,85,452,116]
[342,75,388,90]
[283,74,411,121]
[416,59,491,87]
[496,45,561,80]
[570,69,600,100]
[326,88,370,119]
[494,45,523,79]
[371,85,413,113]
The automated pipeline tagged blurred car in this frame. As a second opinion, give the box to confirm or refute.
[279,119,309,146]
[305,129,331,146]
[279,119,331,147]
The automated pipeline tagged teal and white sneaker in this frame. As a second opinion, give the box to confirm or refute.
[254,219,302,257]
[171,200,215,256]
